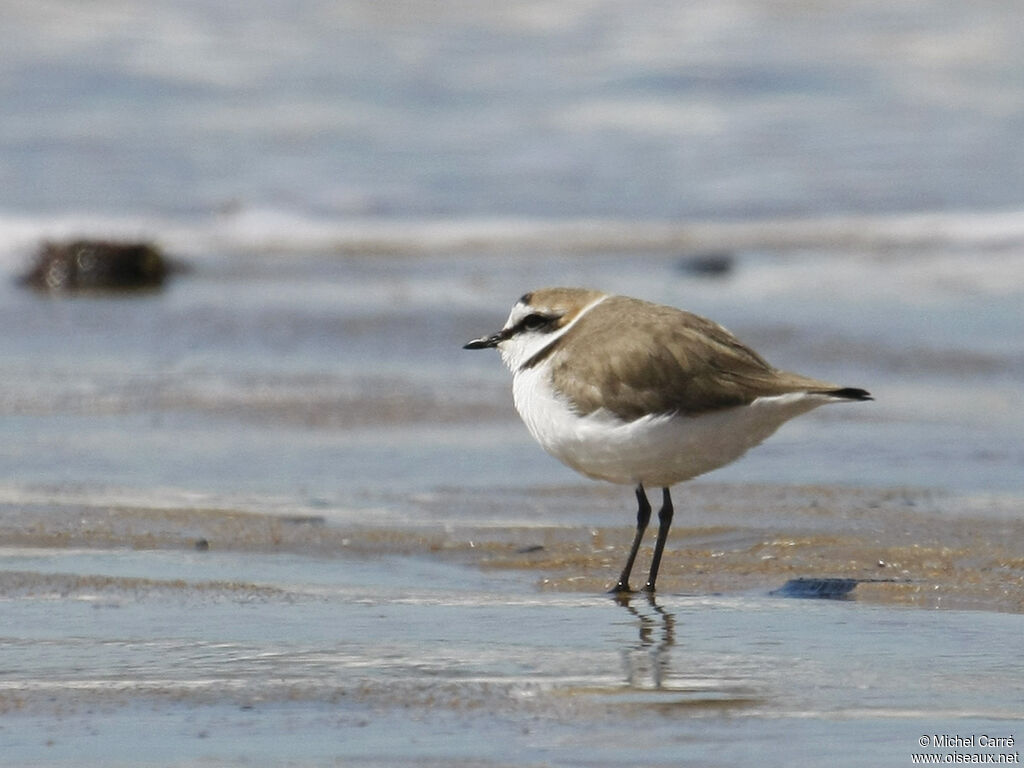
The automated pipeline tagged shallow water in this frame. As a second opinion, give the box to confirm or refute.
[3,481,1024,766]
[3,544,1023,768]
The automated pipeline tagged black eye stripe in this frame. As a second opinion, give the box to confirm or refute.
[516,313,556,333]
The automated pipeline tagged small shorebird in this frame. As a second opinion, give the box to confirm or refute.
[465,287,871,593]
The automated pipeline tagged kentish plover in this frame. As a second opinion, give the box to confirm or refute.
[465,287,871,593]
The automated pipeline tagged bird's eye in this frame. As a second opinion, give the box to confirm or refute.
[521,313,552,332]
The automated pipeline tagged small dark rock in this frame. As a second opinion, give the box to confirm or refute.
[770,577,859,600]
[20,239,171,293]
[194,538,210,551]
[678,251,735,278]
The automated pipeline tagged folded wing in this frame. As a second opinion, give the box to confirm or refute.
[551,296,865,420]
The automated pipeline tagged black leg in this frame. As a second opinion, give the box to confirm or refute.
[643,487,674,593]
[611,484,651,593]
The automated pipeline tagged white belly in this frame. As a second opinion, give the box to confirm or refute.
[512,366,832,487]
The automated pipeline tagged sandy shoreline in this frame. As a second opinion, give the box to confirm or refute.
[3,482,1022,766]
[3,482,1020,614]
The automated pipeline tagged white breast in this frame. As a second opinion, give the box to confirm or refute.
[512,364,834,487]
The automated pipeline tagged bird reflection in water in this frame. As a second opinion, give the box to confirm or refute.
[614,592,676,690]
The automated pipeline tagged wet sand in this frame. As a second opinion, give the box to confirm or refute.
[4,482,1022,613]
[2,482,1023,766]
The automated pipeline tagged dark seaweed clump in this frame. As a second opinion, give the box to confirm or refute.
[20,239,170,293]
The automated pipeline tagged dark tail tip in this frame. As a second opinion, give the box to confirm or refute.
[826,387,873,401]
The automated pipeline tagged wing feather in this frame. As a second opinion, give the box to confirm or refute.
[550,296,836,419]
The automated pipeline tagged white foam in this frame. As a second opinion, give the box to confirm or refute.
[4,208,1024,298]
[1,207,1023,253]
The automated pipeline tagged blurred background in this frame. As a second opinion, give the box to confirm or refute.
[1,0,1022,505]
[3,1,1023,219]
